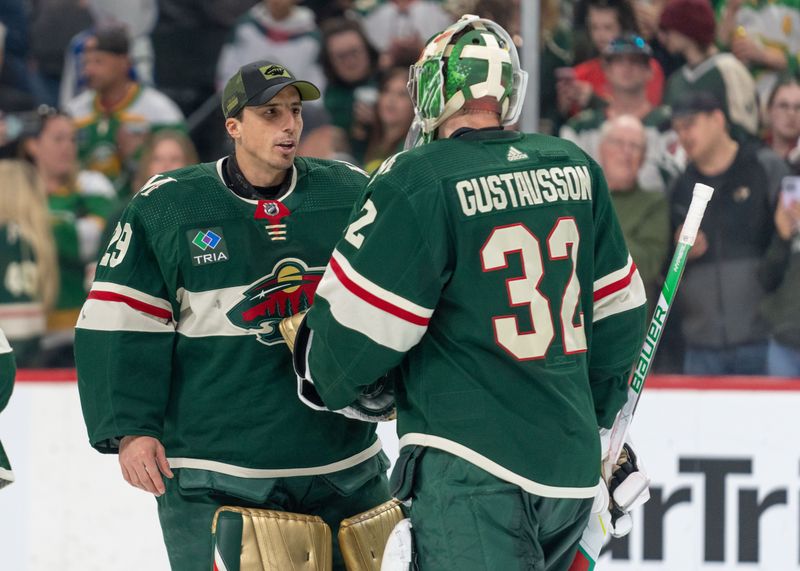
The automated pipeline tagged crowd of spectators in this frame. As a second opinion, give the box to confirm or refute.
[0,0,798,376]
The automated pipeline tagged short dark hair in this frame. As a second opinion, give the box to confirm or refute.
[767,75,800,109]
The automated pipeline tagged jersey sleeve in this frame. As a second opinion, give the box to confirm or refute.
[305,160,447,410]
[74,204,175,453]
[587,159,648,428]
[0,329,14,413]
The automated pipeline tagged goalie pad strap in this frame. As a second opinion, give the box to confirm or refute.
[339,499,406,571]
[212,506,332,571]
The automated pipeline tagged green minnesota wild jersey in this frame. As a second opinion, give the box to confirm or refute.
[65,83,185,187]
[0,223,46,366]
[0,328,14,487]
[48,170,117,329]
[306,130,647,497]
[75,157,382,476]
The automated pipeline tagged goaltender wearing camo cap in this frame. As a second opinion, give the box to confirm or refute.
[280,15,652,570]
[74,60,390,570]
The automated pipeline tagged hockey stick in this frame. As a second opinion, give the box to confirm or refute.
[606,182,714,468]
[570,182,715,570]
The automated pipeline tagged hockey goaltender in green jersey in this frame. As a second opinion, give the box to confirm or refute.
[307,130,647,492]
[291,15,649,571]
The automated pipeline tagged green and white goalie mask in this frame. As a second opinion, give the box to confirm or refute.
[405,14,528,148]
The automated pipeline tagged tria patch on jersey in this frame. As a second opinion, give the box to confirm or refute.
[226,258,324,345]
[255,200,291,241]
[187,227,229,266]
[506,146,529,162]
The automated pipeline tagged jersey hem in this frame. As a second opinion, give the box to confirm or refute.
[399,433,600,499]
[167,438,382,478]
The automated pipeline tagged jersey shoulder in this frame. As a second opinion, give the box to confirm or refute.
[127,161,223,228]
[295,156,369,209]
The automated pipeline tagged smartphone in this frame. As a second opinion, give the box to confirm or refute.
[781,176,800,207]
[353,86,379,107]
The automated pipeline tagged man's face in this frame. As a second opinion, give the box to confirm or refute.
[83,46,130,93]
[599,124,646,190]
[672,111,722,163]
[604,55,651,94]
[768,84,800,142]
[227,86,303,175]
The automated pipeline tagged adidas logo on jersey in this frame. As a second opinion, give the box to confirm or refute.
[506,146,528,162]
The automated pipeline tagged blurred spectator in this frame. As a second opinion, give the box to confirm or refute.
[0,159,58,367]
[216,0,325,98]
[362,67,414,172]
[132,129,199,192]
[759,168,800,376]
[59,0,158,108]
[598,114,670,312]
[561,0,664,116]
[473,0,573,134]
[560,35,680,192]
[669,92,786,375]
[764,77,800,161]
[151,0,256,163]
[64,25,185,192]
[362,0,452,70]
[320,18,380,161]
[297,124,355,162]
[630,0,685,78]
[0,0,32,98]
[658,0,760,141]
[21,109,117,367]
[717,0,800,108]
[28,0,93,107]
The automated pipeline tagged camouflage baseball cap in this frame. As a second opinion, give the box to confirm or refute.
[221,61,321,119]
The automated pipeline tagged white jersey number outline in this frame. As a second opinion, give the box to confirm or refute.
[480,218,586,360]
[344,199,377,249]
[99,222,133,268]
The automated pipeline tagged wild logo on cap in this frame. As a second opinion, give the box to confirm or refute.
[261,65,291,80]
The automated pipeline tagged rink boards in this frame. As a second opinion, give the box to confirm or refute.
[0,372,798,571]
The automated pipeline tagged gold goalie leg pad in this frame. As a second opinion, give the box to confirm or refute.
[212,506,332,571]
[338,499,406,571]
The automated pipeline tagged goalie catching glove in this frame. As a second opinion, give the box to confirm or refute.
[599,433,650,538]
[279,311,396,422]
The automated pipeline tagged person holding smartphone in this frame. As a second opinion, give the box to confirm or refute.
[760,172,800,376]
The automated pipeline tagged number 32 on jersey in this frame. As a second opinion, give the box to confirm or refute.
[481,218,586,361]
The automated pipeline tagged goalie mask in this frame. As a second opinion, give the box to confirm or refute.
[405,14,528,148]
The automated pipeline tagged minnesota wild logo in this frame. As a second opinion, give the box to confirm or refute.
[227,258,324,345]
[260,65,291,80]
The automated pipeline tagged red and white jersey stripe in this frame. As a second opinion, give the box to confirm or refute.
[592,255,646,322]
[76,281,174,333]
[316,250,434,352]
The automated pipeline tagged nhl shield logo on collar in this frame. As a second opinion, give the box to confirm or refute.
[255,200,291,241]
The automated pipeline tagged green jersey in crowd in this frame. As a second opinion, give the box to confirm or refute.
[0,224,45,366]
[75,157,382,475]
[47,170,117,332]
[305,129,648,497]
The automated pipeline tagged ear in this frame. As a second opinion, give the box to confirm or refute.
[22,136,39,160]
[225,117,241,141]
